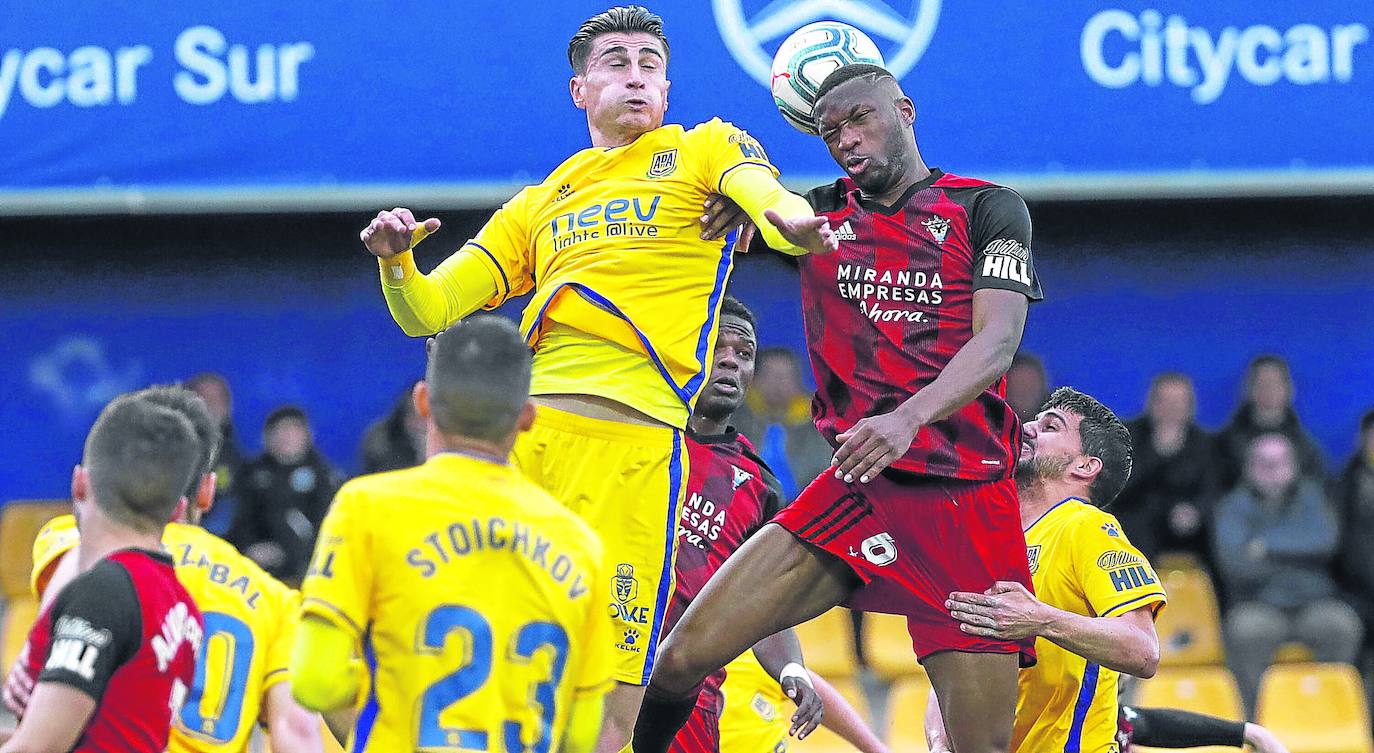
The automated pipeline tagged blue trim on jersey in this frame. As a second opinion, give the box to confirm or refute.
[352,627,380,753]
[1024,497,1088,533]
[1065,661,1100,753]
[681,240,734,404]
[521,280,725,411]
[1101,591,1167,618]
[640,430,685,684]
[465,241,510,297]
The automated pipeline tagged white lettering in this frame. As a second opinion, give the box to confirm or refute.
[174,26,228,105]
[1081,9,1140,88]
[115,46,152,105]
[1189,26,1239,104]
[66,46,113,107]
[19,47,64,108]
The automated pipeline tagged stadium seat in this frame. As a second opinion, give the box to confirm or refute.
[792,677,875,753]
[1136,666,1244,719]
[1257,663,1373,753]
[795,607,859,679]
[1154,551,1205,572]
[860,611,926,681]
[0,499,70,599]
[1273,641,1315,663]
[1153,566,1225,667]
[1,596,38,675]
[884,674,933,753]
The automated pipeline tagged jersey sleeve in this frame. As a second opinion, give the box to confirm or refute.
[460,187,537,307]
[689,118,780,193]
[572,550,617,700]
[38,560,142,700]
[262,585,302,693]
[1073,513,1167,619]
[30,514,79,599]
[969,187,1044,301]
[299,485,371,639]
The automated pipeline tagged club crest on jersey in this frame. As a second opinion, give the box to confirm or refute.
[731,465,754,489]
[613,563,639,604]
[922,215,951,245]
[647,149,678,178]
[1026,544,1042,575]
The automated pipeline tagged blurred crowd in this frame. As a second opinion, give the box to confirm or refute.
[185,350,1372,719]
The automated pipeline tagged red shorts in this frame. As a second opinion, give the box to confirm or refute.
[669,705,721,753]
[772,470,1035,666]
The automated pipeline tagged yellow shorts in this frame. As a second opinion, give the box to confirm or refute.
[512,405,687,685]
[720,651,790,753]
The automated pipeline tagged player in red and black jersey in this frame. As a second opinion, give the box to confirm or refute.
[0,394,204,753]
[662,297,886,753]
[635,64,1042,753]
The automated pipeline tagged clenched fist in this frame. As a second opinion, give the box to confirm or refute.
[360,207,442,259]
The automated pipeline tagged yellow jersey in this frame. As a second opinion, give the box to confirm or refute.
[402,118,779,428]
[719,651,790,753]
[1013,499,1167,753]
[31,517,300,753]
[300,453,616,752]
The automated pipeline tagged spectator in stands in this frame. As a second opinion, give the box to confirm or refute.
[732,347,831,502]
[186,372,244,536]
[359,381,425,474]
[1114,372,1219,565]
[1215,355,1324,490]
[1214,432,1363,716]
[1005,351,1049,423]
[1334,409,1374,634]
[228,406,340,584]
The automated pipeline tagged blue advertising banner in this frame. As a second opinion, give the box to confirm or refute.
[2,1,1372,212]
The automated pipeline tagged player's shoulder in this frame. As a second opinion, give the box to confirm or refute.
[32,513,80,575]
[935,171,1027,210]
[803,177,857,213]
[167,524,294,595]
[335,464,426,504]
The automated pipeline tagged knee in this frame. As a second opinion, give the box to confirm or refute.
[1298,600,1365,654]
[1226,602,1287,645]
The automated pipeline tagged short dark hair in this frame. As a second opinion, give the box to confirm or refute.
[84,394,200,532]
[264,405,308,432]
[427,316,532,441]
[136,385,220,497]
[815,63,896,104]
[1245,354,1291,390]
[718,295,757,335]
[568,6,670,75]
[1361,408,1374,437]
[1040,387,1133,506]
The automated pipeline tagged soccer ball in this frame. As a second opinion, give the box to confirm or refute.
[771,22,886,135]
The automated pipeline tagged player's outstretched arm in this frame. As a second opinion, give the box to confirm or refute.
[361,208,502,337]
[832,287,1028,483]
[262,682,326,753]
[717,168,837,256]
[948,582,1161,678]
[924,688,954,753]
[0,682,96,753]
[1125,705,1287,751]
[750,629,824,739]
[810,671,889,753]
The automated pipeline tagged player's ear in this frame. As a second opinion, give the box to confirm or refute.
[1073,455,1103,484]
[570,75,587,110]
[71,464,88,502]
[516,399,537,433]
[172,496,188,524]
[195,472,216,516]
[897,96,915,126]
[414,380,431,420]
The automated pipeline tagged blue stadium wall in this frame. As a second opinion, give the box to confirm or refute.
[3,206,1371,503]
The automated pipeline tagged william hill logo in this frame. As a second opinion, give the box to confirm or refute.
[550,195,662,250]
[1097,550,1157,593]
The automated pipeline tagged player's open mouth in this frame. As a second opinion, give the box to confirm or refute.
[844,156,870,174]
[711,377,739,394]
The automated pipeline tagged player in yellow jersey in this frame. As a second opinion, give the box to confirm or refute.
[290,317,616,753]
[356,8,836,749]
[10,386,326,753]
[925,388,1166,753]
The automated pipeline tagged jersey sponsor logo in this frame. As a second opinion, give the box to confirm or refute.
[980,239,1032,285]
[1026,544,1042,575]
[53,616,112,648]
[152,601,203,672]
[922,215,951,245]
[679,491,728,551]
[713,0,943,88]
[554,183,573,202]
[45,637,100,681]
[859,532,898,566]
[616,626,643,653]
[647,148,678,178]
[730,131,770,162]
[1098,550,1158,593]
[731,465,754,489]
[833,220,857,241]
[836,263,944,323]
[549,195,663,250]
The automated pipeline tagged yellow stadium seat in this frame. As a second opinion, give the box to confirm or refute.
[860,611,926,682]
[1257,663,1373,753]
[884,675,933,753]
[1153,566,1224,667]
[1273,641,1314,663]
[0,499,70,599]
[792,677,875,753]
[1154,551,1205,572]
[795,607,859,679]
[1137,666,1244,718]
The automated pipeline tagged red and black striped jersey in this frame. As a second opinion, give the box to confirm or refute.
[798,168,1043,481]
[666,428,783,713]
[21,548,202,753]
